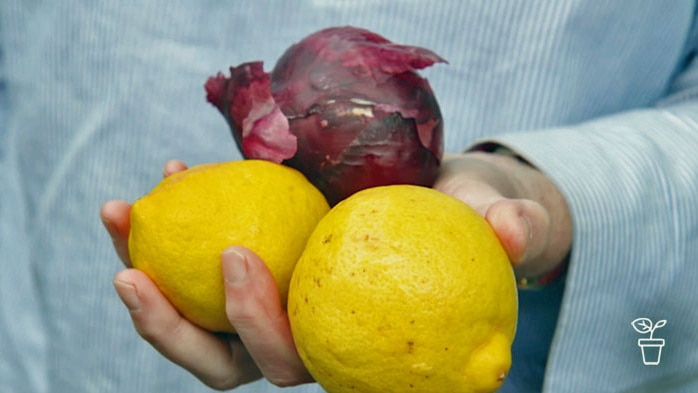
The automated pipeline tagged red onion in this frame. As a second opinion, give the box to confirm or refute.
[205,26,445,205]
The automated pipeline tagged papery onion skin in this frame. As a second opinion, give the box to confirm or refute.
[206,26,445,205]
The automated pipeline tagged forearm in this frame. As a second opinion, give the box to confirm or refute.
[479,102,698,390]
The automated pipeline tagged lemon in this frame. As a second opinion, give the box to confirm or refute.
[129,160,330,332]
[288,185,518,393]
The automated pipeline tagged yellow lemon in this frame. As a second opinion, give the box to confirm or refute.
[129,160,329,332]
[288,185,518,393]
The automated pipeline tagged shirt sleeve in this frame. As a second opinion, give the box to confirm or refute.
[0,45,7,160]
[479,14,698,384]
[0,34,50,393]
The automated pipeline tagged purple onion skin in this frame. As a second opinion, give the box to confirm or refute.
[206,26,445,205]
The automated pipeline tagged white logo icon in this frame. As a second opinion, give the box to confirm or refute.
[631,318,666,365]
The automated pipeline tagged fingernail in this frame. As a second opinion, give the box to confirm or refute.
[518,216,533,264]
[520,215,533,240]
[114,279,141,311]
[101,215,115,234]
[223,248,248,287]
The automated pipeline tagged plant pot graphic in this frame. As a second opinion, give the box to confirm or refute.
[638,338,665,365]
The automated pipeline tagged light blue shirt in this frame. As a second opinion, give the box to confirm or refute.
[1,1,697,392]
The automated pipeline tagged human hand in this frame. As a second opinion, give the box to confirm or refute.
[101,151,571,389]
[101,160,313,390]
[433,151,573,282]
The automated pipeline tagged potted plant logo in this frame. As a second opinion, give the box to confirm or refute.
[631,318,666,365]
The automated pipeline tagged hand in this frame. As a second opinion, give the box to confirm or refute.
[433,152,573,280]
[101,160,313,390]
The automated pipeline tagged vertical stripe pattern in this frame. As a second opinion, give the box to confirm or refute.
[1,1,698,392]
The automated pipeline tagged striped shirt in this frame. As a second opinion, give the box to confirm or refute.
[1,1,697,392]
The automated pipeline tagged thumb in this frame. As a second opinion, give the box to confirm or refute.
[220,246,312,386]
[484,199,553,277]
[221,246,282,329]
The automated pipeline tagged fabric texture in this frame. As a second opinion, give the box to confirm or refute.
[1,1,697,392]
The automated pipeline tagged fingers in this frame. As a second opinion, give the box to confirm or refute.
[435,153,519,207]
[484,199,552,276]
[100,200,132,266]
[113,246,313,389]
[101,160,188,267]
[163,159,188,177]
[113,269,263,390]
[222,247,314,387]
[109,160,311,388]
[434,152,571,278]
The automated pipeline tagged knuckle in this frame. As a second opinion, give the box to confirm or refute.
[266,372,301,388]
[205,376,241,391]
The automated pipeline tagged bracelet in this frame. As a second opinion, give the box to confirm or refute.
[517,254,569,290]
